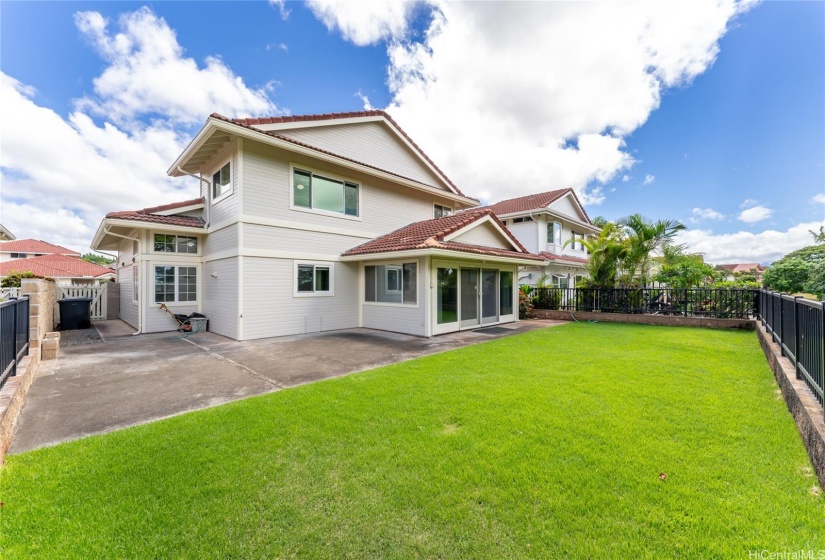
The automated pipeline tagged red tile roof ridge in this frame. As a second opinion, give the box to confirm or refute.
[210,112,473,200]
[485,188,593,225]
[0,254,114,278]
[537,251,589,264]
[106,197,204,217]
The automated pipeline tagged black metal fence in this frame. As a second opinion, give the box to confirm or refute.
[758,289,823,416]
[0,296,30,390]
[532,287,758,319]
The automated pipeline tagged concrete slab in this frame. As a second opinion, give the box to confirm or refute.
[9,320,564,454]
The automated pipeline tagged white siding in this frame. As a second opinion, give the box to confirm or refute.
[451,222,512,249]
[361,259,428,336]
[242,140,449,234]
[204,224,239,257]
[507,222,539,253]
[241,257,359,339]
[549,194,587,223]
[117,237,139,328]
[276,122,447,190]
[244,224,364,255]
[207,148,240,226]
[203,257,239,339]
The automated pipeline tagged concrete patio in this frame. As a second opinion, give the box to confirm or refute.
[9,319,564,454]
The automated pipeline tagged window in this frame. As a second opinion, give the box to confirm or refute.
[293,168,358,217]
[365,263,417,305]
[434,204,453,218]
[571,232,585,251]
[154,234,198,254]
[154,266,197,303]
[10,253,26,259]
[213,162,231,200]
[547,222,562,245]
[512,217,534,223]
[553,274,569,289]
[133,265,139,302]
[295,263,333,296]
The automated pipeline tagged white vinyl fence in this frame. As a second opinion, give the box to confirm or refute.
[1,285,107,319]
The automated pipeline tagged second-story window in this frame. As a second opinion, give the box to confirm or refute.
[434,204,452,218]
[571,232,585,251]
[154,234,198,254]
[293,169,359,217]
[213,162,231,200]
[547,222,562,245]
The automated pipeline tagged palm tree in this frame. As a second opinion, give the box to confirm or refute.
[565,222,627,288]
[618,214,686,287]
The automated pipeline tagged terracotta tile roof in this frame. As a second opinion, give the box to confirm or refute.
[486,188,593,224]
[537,251,589,265]
[0,254,114,278]
[211,112,474,200]
[106,197,206,228]
[0,239,80,256]
[717,263,764,272]
[342,209,543,261]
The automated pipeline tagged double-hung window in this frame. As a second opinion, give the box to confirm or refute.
[213,162,231,200]
[571,232,585,252]
[154,266,197,303]
[293,168,359,217]
[547,222,562,245]
[295,262,333,296]
[364,263,417,305]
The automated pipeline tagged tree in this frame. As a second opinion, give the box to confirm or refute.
[565,222,627,288]
[81,253,115,266]
[810,226,825,244]
[617,214,686,287]
[1,271,37,288]
[762,244,825,295]
[654,247,717,288]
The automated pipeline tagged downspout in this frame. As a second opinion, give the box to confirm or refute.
[177,166,211,228]
[103,227,143,335]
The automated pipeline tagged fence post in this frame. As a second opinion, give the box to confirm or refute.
[11,297,18,378]
[794,296,801,380]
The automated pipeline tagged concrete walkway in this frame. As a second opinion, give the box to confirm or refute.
[9,319,564,454]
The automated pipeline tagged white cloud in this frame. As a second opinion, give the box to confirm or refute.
[306,0,416,46]
[690,207,725,222]
[738,205,773,223]
[266,42,288,53]
[812,193,825,204]
[74,8,278,126]
[0,7,283,253]
[622,175,631,183]
[643,174,655,185]
[269,0,291,20]
[740,198,759,209]
[679,221,825,264]
[310,0,755,202]
[355,91,374,110]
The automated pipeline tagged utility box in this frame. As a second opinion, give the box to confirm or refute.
[58,297,93,330]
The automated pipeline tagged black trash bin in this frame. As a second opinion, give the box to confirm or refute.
[58,297,93,330]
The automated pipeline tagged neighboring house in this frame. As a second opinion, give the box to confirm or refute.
[0,254,115,285]
[485,190,600,288]
[0,224,15,241]
[92,111,541,339]
[0,239,80,263]
[717,263,765,283]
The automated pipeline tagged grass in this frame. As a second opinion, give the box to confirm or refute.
[1,323,823,558]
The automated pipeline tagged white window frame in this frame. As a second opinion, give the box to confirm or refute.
[363,260,419,308]
[133,264,139,302]
[547,221,562,245]
[293,260,335,297]
[571,232,585,252]
[153,265,199,305]
[212,159,233,202]
[434,204,453,218]
[151,233,200,255]
[289,164,361,221]
[384,265,402,295]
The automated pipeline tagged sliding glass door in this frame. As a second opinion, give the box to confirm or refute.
[481,269,499,325]
[434,263,517,334]
[460,269,480,328]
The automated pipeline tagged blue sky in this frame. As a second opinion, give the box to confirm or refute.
[0,0,823,263]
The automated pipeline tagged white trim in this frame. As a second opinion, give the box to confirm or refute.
[168,120,480,207]
[293,260,335,297]
[213,215,375,239]
[153,202,204,216]
[152,263,200,305]
[289,163,362,221]
[442,214,523,252]
[210,158,233,204]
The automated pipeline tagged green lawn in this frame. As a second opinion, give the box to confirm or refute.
[2,323,823,558]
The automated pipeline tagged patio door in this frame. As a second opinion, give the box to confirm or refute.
[481,269,499,325]
[460,269,480,328]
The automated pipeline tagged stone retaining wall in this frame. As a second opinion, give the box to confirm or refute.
[756,322,825,489]
[529,309,755,330]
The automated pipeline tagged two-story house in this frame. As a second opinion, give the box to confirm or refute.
[92,111,543,339]
[485,190,600,288]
